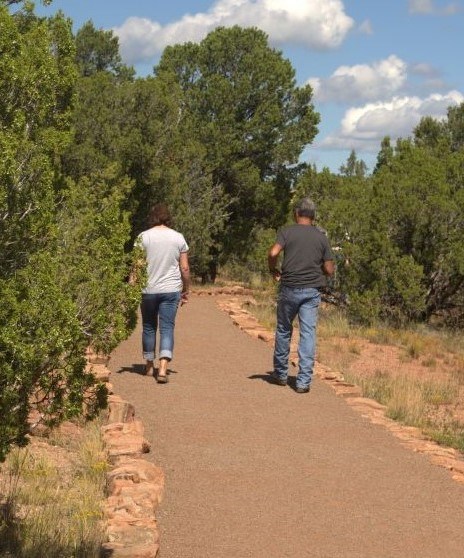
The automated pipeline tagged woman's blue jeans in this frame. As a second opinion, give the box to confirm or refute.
[273,286,321,389]
[141,292,181,361]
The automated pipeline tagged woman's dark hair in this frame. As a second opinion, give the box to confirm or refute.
[147,203,172,227]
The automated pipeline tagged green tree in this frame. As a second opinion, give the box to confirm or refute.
[374,136,394,173]
[291,164,343,230]
[1,0,52,7]
[75,20,134,79]
[156,26,320,273]
[56,166,140,354]
[295,155,429,325]
[0,257,100,462]
[413,116,445,150]
[122,74,232,278]
[65,60,232,277]
[329,131,463,325]
[0,5,140,462]
[0,6,75,276]
[339,149,368,178]
[0,6,97,461]
[446,102,464,151]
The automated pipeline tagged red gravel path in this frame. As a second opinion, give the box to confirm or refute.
[109,295,464,558]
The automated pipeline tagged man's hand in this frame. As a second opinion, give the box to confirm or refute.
[180,291,189,306]
[268,243,283,282]
[322,260,335,277]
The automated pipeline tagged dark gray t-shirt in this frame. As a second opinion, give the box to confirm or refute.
[277,224,333,288]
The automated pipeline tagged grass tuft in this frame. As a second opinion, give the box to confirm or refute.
[0,419,106,557]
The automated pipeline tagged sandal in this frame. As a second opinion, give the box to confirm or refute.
[157,374,168,384]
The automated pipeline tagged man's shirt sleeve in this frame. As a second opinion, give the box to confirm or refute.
[276,228,286,248]
[322,236,333,261]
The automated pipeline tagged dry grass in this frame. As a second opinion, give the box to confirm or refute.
[343,371,464,452]
[0,419,107,558]
[318,307,464,453]
[244,290,464,455]
[247,283,278,331]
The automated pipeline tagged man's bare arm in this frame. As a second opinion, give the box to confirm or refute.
[322,260,335,277]
[268,243,283,280]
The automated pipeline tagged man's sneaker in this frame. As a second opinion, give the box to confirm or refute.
[295,386,310,393]
[269,372,287,386]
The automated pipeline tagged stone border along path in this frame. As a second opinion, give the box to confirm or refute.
[216,294,464,485]
[86,353,165,558]
[108,289,464,558]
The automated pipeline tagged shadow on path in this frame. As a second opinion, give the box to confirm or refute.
[116,363,146,375]
[116,364,179,376]
[248,372,299,390]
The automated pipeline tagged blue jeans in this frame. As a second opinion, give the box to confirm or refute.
[273,286,321,389]
[141,292,181,361]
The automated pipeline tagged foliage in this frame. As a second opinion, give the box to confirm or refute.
[2,1,52,6]
[75,20,134,79]
[245,227,280,276]
[339,149,368,177]
[0,5,138,463]
[0,6,75,277]
[296,126,464,326]
[56,166,140,354]
[66,25,320,280]
[0,6,84,461]
[164,162,231,279]
[62,71,132,180]
[156,26,320,271]
[371,139,464,321]
[0,253,106,462]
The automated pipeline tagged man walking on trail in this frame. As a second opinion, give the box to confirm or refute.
[268,197,334,393]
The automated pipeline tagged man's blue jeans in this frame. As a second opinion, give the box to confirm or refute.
[273,286,321,389]
[141,292,181,361]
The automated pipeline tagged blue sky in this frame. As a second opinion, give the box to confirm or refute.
[35,0,464,174]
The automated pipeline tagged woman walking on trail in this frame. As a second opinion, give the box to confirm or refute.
[136,203,190,383]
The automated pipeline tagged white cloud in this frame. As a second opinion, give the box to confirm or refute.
[114,0,354,64]
[410,62,441,77]
[358,19,373,34]
[409,0,434,13]
[423,78,448,90]
[408,0,461,15]
[443,3,461,14]
[308,55,407,103]
[409,64,449,93]
[320,90,464,151]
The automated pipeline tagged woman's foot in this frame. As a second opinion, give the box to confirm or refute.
[157,357,169,383]
[145,360,154,376]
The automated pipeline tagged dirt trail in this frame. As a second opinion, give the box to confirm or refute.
[109,295,464,558]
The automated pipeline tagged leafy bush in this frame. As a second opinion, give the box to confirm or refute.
[0,5,139,462]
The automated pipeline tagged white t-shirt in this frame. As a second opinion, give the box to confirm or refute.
[137,227,189,294]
